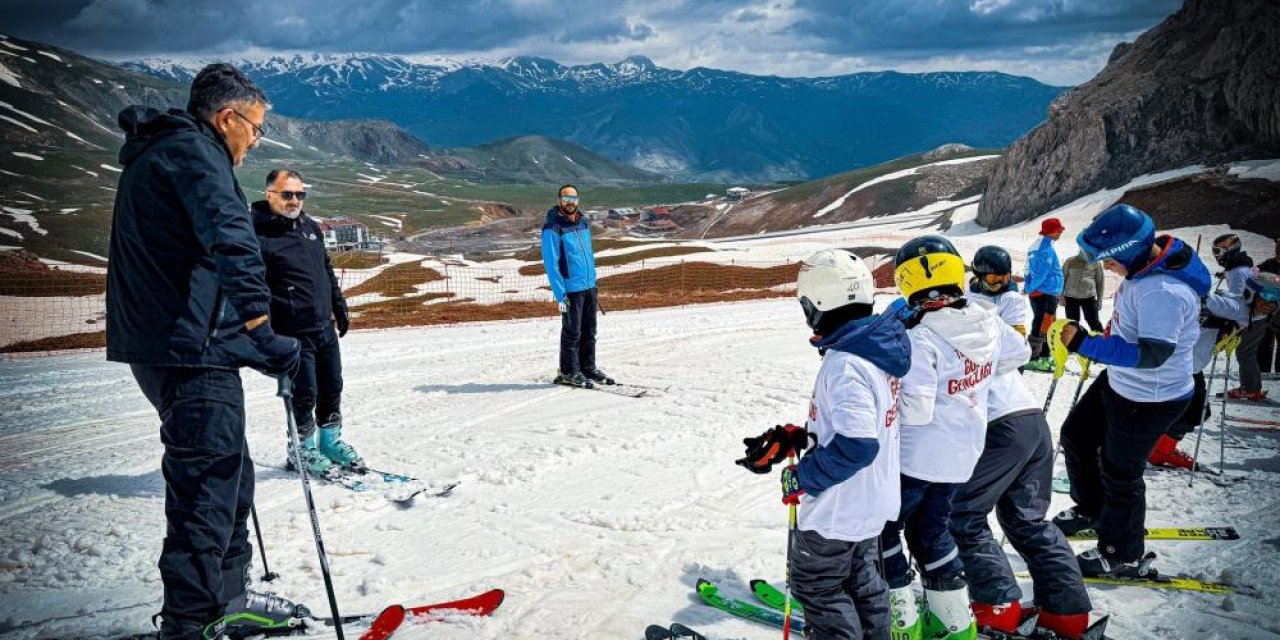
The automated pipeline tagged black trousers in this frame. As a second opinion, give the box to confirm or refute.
[1167,372,1207,440]
[1259,327,1278,374]
[1028,295,1059,359]
[951,410,1090,615]
[879,475,964,588]
[1063,296,1104,333]
[559,288,598,375]
[131,365,253,638]
[1060,371,1190,561]
[790,530,891,640]
[288,323,343,437]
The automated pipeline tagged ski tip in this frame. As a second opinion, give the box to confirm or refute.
[695,578,713,593]
[645,624,676,640]
[748,578,767,591]
[1080,614,1109,640]
[669,622,707,639]
[489,588,506,612]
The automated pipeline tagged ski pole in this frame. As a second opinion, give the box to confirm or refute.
[249,504,279,582]
[280,375,345,640]
[782,452,798,640]
[1189,350,1220,486]
[1218,346,1234,477]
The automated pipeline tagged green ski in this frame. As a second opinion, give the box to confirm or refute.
[750,579,804,614]
[695,578,806,634]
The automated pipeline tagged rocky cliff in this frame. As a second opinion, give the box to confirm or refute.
[977,0,1280,228]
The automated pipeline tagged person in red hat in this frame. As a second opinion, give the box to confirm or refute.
[1024,217,1066,371]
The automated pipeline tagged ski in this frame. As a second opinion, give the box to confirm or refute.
[645,624,675,640]
[1017,571,1251,594]
[316,588,506,626]
[359,605,405,640]
[644,623,706,640]
[318,466,458,504]
[546,377,650,397]
[696,577,806,633]
[750,578,804,614]
[1066,527,1240,542]
[1230,415,1280,427]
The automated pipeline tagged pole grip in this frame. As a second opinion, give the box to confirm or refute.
[277,374,292,399]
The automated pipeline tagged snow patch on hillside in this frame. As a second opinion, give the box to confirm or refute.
[0,114,35,132]
[813,155,998,218]
[1,206,46,235]
[1229,159,1280,183]
[0,61,19,87]
[11,152,43,161]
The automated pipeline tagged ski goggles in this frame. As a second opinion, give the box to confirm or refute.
[981,273,1010,285]
[1211,245,1236,257]
[1250,287,1280,303]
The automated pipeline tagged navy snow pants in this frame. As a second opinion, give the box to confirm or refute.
[288,323,343,438]
[879,475,965,588]
[559,287,598,375]
[790,530,891,640]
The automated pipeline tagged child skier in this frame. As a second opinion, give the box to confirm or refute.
[882,236,1031,640]
[950,246,1095,639]
[737,249,912,640]
[1050,204,1210,578]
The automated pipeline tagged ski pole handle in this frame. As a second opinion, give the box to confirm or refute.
[277,374,293,399]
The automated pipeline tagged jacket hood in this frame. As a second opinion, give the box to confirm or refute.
[1133,236,1211,297]
[252,200,308,230]
[815,298,913,377]
[117,106,221,165]
[919,298,1003,363]
[545,205,583,226]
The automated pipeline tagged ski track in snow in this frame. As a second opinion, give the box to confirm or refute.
[1,299,1279,639]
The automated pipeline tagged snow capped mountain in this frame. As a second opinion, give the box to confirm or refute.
[122,53,1066,181]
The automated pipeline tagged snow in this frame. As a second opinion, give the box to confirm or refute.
[35,50,61,62]
[65,131,102,149]
[1,299,1278,640]
[11,152,43,160]
[813,155,998,218]
[58,208,80,214]
[70,250,108,262]
[1228,159,1280,183]
[1,206,46,235]
[563,155,577,165]
[0,226,22,240]
[261,136,294,149]
[16,191,44,201]
[0,61,19,87]
[356,173,385,184]
[0,100,55,127]
[0,39,29,52]
[98,163,122,173]
[0,114,36,132]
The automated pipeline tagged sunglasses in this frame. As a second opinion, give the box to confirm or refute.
[559,195,581,202]
[229,109,264,142]
[269,190,306,201]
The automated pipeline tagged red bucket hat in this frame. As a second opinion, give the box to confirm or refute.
[1040,217,1065,236]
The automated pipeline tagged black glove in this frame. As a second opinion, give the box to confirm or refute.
[334,306,349,338]
[736,424,811,474]
[1061,320,1088,353]
[247,322,301,376]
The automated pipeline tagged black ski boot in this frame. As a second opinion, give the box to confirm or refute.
[221,589,311,638]
[584,369,615,385]
[1077,548,1158,578]
[1052,506,1096,536]
[554,371,594,389]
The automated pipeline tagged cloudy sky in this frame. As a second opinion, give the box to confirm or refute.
[1,0,1183,85]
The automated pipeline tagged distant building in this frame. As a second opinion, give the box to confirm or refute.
[318,217,371,251]
[641,206,671,221]
[584,209,607,221]
[630,219,680,235]
[726,187,750,201]
[608,207,639,220]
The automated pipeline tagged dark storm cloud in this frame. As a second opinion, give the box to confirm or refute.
[790,0,1183,58]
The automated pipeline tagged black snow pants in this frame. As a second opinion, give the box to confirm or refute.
[559,287,598,375]
[1167,372,1207,441]
[790,530,891,640]
[131,365,253,639]
[1060,370,1190,562]
[288,323,343,438]
[879,475,965,588]
[951,409,1091,615]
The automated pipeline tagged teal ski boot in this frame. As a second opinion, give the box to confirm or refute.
[318,422,364,471]
[286,429,337,479]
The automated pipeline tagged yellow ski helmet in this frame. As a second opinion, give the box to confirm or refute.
[894,235,966,305]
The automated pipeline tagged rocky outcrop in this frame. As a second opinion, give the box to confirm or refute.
[977,0,1280,228]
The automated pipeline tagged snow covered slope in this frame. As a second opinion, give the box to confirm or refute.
[2,299,1279,639]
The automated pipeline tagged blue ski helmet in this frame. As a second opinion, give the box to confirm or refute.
[1077,204,1156,271]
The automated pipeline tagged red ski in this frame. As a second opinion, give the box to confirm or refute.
[359,605,406,640]
[407,588,506,620]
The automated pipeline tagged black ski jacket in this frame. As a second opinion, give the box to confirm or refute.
[106,107,272,368]
[251,201,346,336]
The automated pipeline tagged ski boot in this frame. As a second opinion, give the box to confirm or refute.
[584,369,615,385]
[971,600,1023,635]
[1051,506,1096,536]
[922,575,978,640]
[1147,434,1194,469]
[318,421,364,471]
[554,370,594,389]
[1035,610,1092,639]
[286,429,337,479]
[220,589,311,638]
[1023,357,1055,373]
[1077,548,1157,578]
[1225,387,1268,401]
[889,585,923,640]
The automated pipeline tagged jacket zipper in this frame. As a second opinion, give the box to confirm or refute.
[573,225,590,282]
[205,289,224,348]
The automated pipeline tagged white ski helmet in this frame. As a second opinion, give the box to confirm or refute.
[797,249,876,329]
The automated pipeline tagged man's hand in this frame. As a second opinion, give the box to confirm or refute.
[557,301,568,314]
[247,322,301,376]
[334,307,349,338]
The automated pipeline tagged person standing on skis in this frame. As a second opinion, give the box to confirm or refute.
[1212,234,1268,401]
[1024,218,1065,371]
[950,246,1095,639]
[252,168,360,477]
[1050,204,1210,580]
[881,236,1031,640]
[541,185,610,389]
[737,249,911,640]
[106,64,308,639]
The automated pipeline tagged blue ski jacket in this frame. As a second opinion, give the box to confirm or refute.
[1024,236,1064,296]
[540,206,597,302]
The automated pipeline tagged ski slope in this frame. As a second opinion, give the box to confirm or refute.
[2,299,1279,640]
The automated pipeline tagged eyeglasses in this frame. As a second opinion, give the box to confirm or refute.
[268,190,306,201]
[229,109,264,142]
[559,195,580,202]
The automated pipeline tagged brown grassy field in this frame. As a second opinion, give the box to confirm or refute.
[342,261,446,298]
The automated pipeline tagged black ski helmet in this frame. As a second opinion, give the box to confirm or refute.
[972,246,1013,276]
[1212,233,1243,266]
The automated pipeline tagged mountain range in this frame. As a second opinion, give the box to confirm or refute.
[124,54,1067,182]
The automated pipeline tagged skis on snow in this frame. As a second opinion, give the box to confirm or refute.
[545,375,668,398]
[1066,526,1240,542]
[319,465,459,503]
[644,622,708,639]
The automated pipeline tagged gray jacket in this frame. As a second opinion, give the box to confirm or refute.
[1062,255,1105,300]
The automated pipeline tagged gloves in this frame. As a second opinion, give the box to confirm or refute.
[736,424,811,474]
[557,301,568,314]
[334,306,349,338]
[247,322,301,376]
[781,464,804,505]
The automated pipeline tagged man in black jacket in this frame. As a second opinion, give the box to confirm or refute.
[106,64,305,639]
[253,168,359,476]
